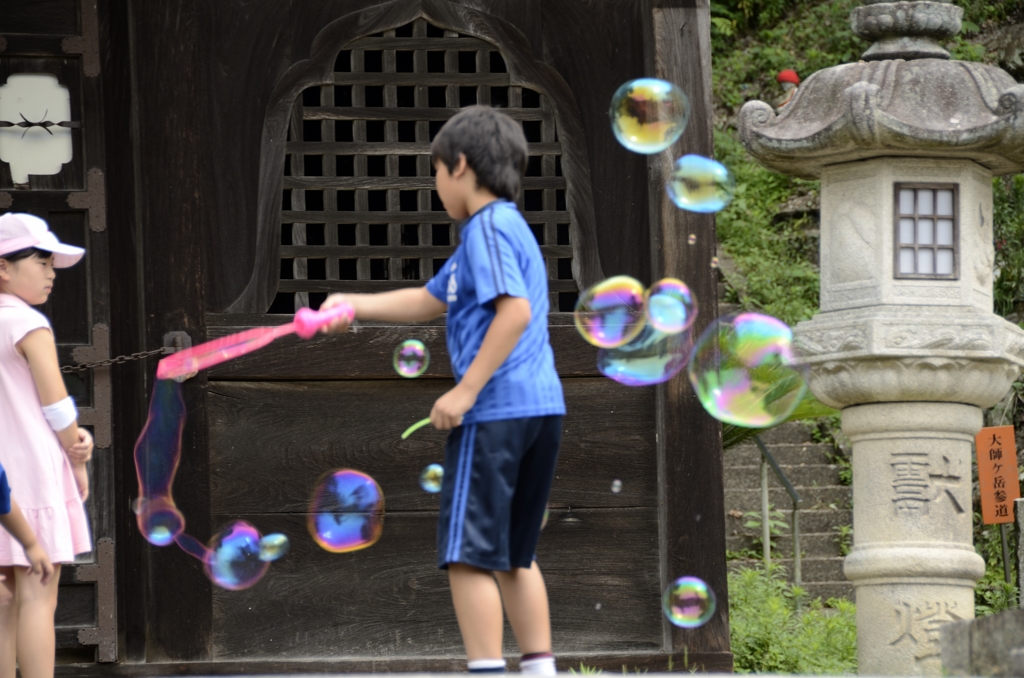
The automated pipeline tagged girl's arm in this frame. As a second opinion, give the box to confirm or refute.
[0,499,55,584]
[17,328,79,451]
[322,287,447,329]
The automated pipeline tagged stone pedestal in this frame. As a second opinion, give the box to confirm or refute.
[843,403,984,674]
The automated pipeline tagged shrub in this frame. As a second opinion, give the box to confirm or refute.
[729,564,857,674]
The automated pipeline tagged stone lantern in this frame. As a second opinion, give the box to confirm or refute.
[738,1,1024,675]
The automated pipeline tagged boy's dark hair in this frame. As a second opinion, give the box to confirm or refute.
[0,247,51,263]
[431,106,528,202]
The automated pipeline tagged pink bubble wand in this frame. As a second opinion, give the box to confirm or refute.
[156,303,355,380]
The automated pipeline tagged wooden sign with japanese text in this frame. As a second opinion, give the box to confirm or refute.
[976,426,1020,524]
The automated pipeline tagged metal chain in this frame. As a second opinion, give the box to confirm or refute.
[61,347,169,374]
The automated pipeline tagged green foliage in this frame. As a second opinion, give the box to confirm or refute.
[729,564,857,674]
[974,513,1019,617]
[832,524,853,557]
[723,387,838,449]
[743,505,790,555]
[714,131,821,326]
[993,175,1024,320]
[569,664,602,675]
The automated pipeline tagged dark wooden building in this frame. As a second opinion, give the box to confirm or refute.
[0,0,729,673]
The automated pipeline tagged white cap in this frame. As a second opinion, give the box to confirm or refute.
[0,213,85,268]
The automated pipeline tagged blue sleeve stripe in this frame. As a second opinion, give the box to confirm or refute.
[484,210,508,294]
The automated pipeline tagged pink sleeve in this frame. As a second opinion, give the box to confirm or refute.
[5,307,51,346]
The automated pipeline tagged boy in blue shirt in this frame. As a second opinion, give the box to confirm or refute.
[323,106,564,675]
[0,461,54,586]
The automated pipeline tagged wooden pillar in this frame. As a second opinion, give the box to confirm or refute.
[645,0,732,670]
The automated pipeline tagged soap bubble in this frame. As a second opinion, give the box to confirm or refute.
[687,312,807,427]
[611,479,622,494]
[258,533,290,562]
[666,155,736,213]
[574,276,647,348]
[308,469,385,553]
[688,234,696,245]
[645,278,697,334]
[710,257,719,269]
[609,78,690,154]
[204,521,269,591]
[663,576,716,628]
[420,463,444,493]
[394,339,429,378]
[597,323,692,387]
[134,497,185,547]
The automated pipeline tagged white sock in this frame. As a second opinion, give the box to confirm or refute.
[520,655,556,675]
[468,658,507,673]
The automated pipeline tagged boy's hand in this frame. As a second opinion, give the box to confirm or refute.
[431,384,478,430]
[320,294,354,333]
[67,428,93,464]
[24,543,54,585]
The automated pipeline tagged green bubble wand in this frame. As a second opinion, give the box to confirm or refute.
[401,417,432,440]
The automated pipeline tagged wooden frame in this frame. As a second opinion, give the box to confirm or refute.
[227,0,605,314]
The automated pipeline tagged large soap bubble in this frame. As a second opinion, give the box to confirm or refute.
[687,312,807,427]
[663,576,716,628]
[204,521,270,591]
[597,323,692,387]
[308,469,385,553]
[574,275,647,349]
[645,278,697,334]
[609,78,690,154]
[666,155,736,213]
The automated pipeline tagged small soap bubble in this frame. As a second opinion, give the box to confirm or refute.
[204,521,269,591]
[393,339,429,378]
[597,323,692,387]
[609,78,690,154]
[136,497,185,547]
[611,479,622,494]
[663,576,716,628]
[308,469,385,553]
[419,463,444,494]
[645,278,697,334]
[710,257,719,269]
[574,276,647,349]
[258,533,290,562]
[688,234,696,245]
[595,602,602,610]
[666,155,736,213]
[687,312,808,427]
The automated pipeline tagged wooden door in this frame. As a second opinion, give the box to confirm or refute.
[1,0,117,663]
[113,0,729,671]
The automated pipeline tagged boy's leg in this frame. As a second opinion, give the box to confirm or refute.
[0,567,16,678]
[494,563,550,654]
[14,563,60,678]
[448,563,505,661]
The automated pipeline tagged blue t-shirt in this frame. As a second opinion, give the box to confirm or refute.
[0,462,10,515]
[426,200,565,424]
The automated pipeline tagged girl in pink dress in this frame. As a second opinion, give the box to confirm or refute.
[0,213,94,678]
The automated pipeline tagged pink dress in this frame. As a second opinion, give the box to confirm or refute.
[0,293,91,565]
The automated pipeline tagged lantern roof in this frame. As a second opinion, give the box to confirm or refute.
[738,1,1024,179]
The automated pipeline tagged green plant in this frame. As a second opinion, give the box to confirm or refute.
[993,175,1024,321]
[743,506,790,556]
[569,664,602,675]
[833,524,853,557]
[974,512,1020,617]
[729,564,857,673]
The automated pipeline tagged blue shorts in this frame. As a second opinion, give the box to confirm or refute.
[437,415,563,571]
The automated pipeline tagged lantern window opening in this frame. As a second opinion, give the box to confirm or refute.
[893,183,958,280]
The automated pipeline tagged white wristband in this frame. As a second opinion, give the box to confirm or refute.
[42,396,77,432]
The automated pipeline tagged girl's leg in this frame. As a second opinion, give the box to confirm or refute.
[0,567,16,678]
[14,563,60,678]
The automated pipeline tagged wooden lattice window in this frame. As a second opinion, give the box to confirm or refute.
[270,18,579,314]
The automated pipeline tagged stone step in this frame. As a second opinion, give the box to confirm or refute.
[725,486,851,511]
[798,581,854,601]
[724,463,844,489]
[755,421,819,445]
[729,557,846,584]
[726,533,850,560]
[725,443,837,467]
[723,508,853,534]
